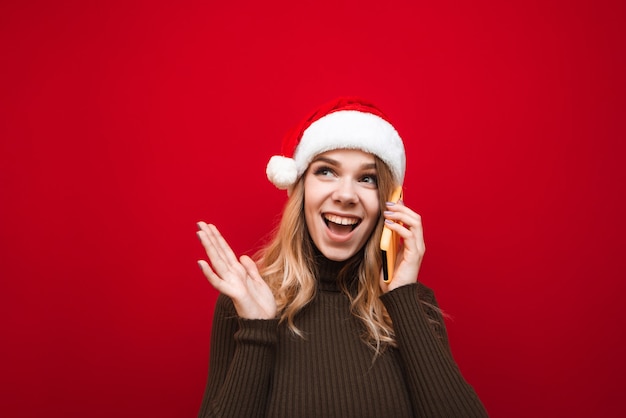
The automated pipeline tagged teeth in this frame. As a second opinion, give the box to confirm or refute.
[324,214,359,226]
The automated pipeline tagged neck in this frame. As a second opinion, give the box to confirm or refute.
[312,245,363,292]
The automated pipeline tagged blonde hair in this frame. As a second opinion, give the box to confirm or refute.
[256,156,397,354]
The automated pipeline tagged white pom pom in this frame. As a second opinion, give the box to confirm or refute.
[266,156,298,189]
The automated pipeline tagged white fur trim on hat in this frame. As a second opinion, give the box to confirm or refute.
[294,110,405,184]
[266,155,298,190]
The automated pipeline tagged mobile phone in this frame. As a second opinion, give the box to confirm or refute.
[380,186,403,283]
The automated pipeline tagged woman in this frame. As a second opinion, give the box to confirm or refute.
[196,97,488,417]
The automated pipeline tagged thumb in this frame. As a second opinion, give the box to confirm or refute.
[240,255,263,282]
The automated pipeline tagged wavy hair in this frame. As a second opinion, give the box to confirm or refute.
[256,156,398,354]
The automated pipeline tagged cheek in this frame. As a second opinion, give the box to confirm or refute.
[361,193,381,232]
[365,211,381,233]
[303,184,320,223]
[365,191,381,218]
[303,176,327,211]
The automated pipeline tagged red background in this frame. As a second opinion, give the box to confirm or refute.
[2,1,625,417]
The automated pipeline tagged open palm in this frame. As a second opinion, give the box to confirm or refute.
[197,222,277,320]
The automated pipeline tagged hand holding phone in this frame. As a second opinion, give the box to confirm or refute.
[380,186,403,283]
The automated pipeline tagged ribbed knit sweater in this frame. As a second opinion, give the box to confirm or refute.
[198,255,487,417]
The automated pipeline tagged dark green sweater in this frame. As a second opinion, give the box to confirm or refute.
[198,256,487,417]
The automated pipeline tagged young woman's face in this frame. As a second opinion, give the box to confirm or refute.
[303,149,381,261]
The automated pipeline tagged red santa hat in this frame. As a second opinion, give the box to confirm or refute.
[266,97,406,190]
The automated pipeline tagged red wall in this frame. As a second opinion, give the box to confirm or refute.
[2,1,625,417]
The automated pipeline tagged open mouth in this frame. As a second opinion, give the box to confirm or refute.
[323,213,361,235]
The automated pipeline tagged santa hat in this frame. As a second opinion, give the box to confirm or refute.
[266,97,406,190]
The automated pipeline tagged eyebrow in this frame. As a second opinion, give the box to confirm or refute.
[311,156,377,170]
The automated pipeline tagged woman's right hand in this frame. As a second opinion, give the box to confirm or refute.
[196,222,277,320]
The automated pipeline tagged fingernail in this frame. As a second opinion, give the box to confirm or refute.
[386,201,395,206]
[385,219,394,224]
[197,260,203,270]
[384,211,393,216]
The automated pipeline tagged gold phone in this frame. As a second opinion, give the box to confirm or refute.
[380,186,403,283]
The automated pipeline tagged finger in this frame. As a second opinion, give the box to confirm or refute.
[383,215,425,256]
[206,224,241,267]
[384,203,421,224]
[240,255,264,283]
[197,259,227,291]
[197,228,229,273]
[197,222,229,262]
[413,216,425,254]
[196,222,221,258]
[383,205,422,233]
[196,228,219,262]
[198,224,244,277]
[382,218,412,240]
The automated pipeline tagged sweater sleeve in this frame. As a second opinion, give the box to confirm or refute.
[197,294,279,418]
[380,283,488,417]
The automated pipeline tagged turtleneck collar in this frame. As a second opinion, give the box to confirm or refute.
[312,245,363,292]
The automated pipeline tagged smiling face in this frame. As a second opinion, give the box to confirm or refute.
[303,149,381,261]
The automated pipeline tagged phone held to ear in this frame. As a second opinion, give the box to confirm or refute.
[380,186,403,283]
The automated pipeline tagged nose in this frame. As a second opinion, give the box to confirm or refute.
[332,179,358,205]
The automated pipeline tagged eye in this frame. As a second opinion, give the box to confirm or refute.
[360,174,378,186]
[313,166,335,177]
